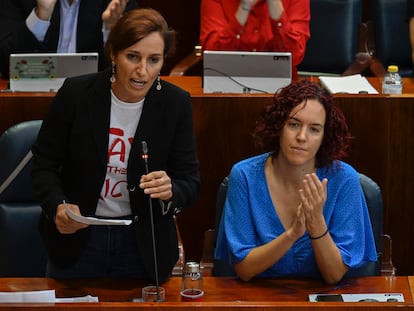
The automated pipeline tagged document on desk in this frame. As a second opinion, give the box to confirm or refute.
[0,290,99,303]
[65,207,132,225]
[309,293,404,302]
[319,74,379,94]
[0,290,56,303]
[55,295,99,302]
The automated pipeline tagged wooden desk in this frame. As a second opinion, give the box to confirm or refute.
[0,276,413,310]
[1,77,414,277]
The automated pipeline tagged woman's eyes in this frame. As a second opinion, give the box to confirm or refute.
[288,121,300,128]
[288,122,321,133]
[127,53,138,61]
[310,126,321,133]
[126,54,160,64]
[150,56,161,64]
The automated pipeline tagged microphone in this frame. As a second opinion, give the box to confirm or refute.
[142,141,149,167]
[141,141,162,301]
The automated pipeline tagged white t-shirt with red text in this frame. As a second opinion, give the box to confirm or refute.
[95,91,144,217]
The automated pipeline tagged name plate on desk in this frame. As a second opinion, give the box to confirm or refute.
[309,293,404,302]
[9,53,98,92]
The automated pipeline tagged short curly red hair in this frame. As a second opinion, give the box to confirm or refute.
[252,79,353,168]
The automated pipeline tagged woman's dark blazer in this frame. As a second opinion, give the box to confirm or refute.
[31,69,200,283]
[0,0,138,77]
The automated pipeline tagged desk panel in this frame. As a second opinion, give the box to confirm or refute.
[0,277,412,310]
[0,93,53,134]
[1,77,414,276]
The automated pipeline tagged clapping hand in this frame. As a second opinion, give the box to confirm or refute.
[35,0,57,20]
[298,173,328,235]
[102,0,128,30]
[286,203,306,241]
[240,0,259,11]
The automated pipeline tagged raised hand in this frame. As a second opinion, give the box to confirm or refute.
[35,0,58,21]
[102,0,128,30]
[240,0,259,11]
[298,173,328,236]
[286,203,306,241]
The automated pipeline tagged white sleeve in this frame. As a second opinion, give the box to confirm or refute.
[26,8,51,42]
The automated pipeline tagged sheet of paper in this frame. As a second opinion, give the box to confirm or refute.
[319,74,379,94]
[0,290,56,303]
[0,290,99,303]
[55,295,99,303]
[65,207,132,226]
[309,293,404,302]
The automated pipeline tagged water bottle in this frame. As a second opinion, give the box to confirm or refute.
[382,65,402,94]
[181,261,204,301]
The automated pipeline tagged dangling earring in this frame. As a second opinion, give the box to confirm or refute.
[156,73,161,90]
[110,62,116,83]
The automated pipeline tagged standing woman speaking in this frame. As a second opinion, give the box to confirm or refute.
[31,8,200,283]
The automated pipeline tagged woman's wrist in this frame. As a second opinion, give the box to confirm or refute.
[309,228,329,240]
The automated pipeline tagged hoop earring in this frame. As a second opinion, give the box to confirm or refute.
[156,73,161,90]
[110,62,116,83]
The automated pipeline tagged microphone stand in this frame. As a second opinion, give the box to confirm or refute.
[141,141,161,301]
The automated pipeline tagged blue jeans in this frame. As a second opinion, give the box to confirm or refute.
[46,225,148,278]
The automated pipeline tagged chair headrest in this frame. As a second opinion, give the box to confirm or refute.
[298,0,361,74]
[0,120,42,202]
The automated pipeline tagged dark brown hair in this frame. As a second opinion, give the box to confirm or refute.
[105,8,176,60]
[252,79,353,168]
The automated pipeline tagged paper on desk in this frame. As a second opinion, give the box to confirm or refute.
[0,290,56,303]
[0,290,99,303]
[55,295,99,303]
[319,74,379,94]
[65,207,132,225]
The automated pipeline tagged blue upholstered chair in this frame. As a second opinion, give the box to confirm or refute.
[201,173,395,277]
[297,0,367,76]
[345,174,388,277]
[371,0,412,77]
[0,120,47,277]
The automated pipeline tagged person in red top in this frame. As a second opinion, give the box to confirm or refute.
[200,0,310,79]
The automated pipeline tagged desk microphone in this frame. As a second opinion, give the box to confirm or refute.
[141,141,161,301]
